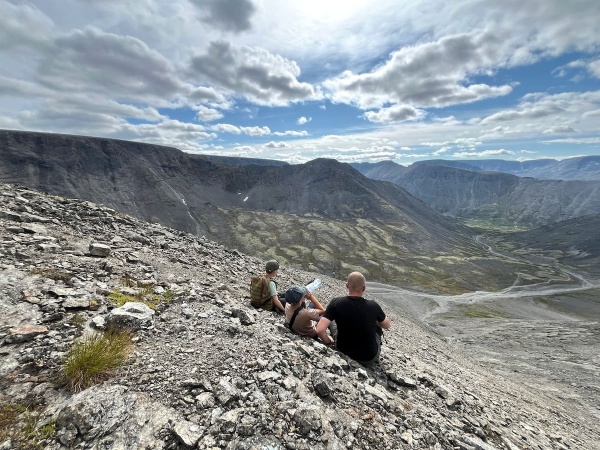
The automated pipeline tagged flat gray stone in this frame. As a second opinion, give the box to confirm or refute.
[89,243,111,257]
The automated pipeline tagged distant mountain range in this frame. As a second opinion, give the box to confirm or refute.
[353,161,600,226]
[415,157,600,181]
[199,154,289,167]
[353,156,600,182]
[2,129,597,293]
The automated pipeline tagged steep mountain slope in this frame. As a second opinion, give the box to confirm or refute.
[0,129,562,293]
[0,130,247,236]
[350,161,409,185]
[496,213,600,276]
[354,161,600,226]
[2,182,598,449]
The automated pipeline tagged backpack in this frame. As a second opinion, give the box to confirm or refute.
[250,275,275,310]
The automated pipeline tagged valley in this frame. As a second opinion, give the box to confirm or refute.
[216,206,583,296]
[367,233,600,420]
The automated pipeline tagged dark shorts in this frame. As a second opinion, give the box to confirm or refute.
[329,321,382,366]
[342,332,382,366]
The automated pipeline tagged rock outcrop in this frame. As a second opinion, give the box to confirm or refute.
[1,182,598,449]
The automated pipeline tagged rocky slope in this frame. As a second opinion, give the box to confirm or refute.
[1,182,599,449]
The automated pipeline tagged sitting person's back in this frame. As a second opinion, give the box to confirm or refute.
[317,272,391,365]
[324,294,384,361]
[250,260,285,312]
[284,286,333,345]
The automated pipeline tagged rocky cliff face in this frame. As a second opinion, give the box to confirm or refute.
[1,182,598,449]
[0,129,255,237]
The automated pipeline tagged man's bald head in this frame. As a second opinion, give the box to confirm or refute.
[346,272,366,295]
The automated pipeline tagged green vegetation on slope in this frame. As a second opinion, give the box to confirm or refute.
[62,330,133,392]
[222,209,557,294]
[0,403,55,450]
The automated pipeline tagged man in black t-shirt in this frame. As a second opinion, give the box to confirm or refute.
[316,272,391,365]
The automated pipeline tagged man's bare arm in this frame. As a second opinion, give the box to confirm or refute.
[377,317,391,330]
[316,317,334,344]
[306,293,325,314]
[272,295,284,312]
[316,316,329,334]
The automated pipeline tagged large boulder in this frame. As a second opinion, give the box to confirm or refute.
[106,302,155,330]
[54,384,201,449]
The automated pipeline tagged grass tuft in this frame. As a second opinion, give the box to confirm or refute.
[29,268,74,286]
[163,289,175,302]
[66,312,87,329]
[120,274,135,287]
[108,289,138,307]
[108,287,175,310]
[62,329,133,392]
[0,403,55,450]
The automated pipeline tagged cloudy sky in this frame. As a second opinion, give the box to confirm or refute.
[1,0,600,164]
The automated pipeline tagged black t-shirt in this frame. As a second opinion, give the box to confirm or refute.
[323,296,386,361]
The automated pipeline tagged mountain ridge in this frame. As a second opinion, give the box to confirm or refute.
[411,156,600,181]
[353,161,600,226]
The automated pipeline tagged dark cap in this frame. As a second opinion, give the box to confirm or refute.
[265,259,279,273]
[285,286,308,304]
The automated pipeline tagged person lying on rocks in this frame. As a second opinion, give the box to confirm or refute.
[316,271,391,366]
[284,286,334,345]
[250,259,285,312]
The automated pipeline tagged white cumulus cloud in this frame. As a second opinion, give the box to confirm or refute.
[453,149,515,158]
